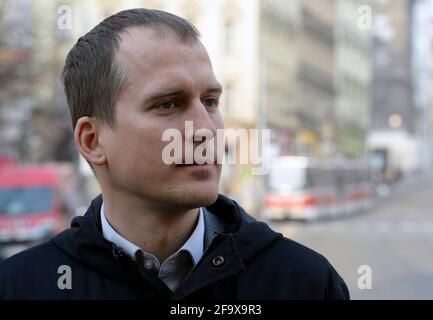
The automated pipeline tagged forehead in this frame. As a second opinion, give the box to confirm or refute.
[115,27,216,89]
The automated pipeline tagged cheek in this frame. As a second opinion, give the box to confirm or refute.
[109,128,173,189]
[108,120,167,169]
[128,131,166,166]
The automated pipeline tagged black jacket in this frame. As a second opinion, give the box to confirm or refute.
[0,194,349,300]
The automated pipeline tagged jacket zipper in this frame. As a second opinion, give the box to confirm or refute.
[183,232,219,283]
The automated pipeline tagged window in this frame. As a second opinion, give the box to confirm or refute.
[268,166,308,191]
[0,186,55,215]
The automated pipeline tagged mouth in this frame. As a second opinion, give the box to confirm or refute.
[175,158,218,167]
[174,162,219,181]
[176,163,216,167]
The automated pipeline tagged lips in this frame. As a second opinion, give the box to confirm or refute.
[176,163,215,166]
[174,158,218,166]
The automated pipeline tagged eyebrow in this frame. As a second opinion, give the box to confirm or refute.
[146,84,223,103]
[206,84,223,95]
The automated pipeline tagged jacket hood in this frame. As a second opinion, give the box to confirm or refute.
[51,193,282,290]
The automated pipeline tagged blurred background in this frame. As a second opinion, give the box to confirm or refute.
[1,0,433,299]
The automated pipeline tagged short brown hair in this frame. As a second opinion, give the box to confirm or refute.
[62,8,200,130]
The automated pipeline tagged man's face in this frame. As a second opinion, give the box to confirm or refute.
[98,27,224,210]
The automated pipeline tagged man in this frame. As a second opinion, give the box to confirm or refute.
[0,9,349,299]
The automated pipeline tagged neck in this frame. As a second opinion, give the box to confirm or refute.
[101,190,200,263]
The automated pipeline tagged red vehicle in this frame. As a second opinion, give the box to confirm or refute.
[0,165,71,260]
[0,156,16,168]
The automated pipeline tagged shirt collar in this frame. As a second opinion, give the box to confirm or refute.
[100,202,204,266]
[177,206,204,265]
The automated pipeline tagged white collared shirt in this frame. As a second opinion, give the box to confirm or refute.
[100,202,204,292]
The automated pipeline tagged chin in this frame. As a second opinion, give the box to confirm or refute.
[170,181,220,209]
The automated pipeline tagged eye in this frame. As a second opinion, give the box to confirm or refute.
[155,100,177,111]
[203,97,219,108]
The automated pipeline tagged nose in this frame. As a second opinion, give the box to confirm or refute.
[184,99,219,143]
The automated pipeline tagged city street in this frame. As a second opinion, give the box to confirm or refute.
[270,177,433,299]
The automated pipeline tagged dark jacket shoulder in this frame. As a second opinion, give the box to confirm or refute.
[236,236,350,299]
[0,241,69,299]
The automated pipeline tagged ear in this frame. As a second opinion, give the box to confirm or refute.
[74,117,107,166]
